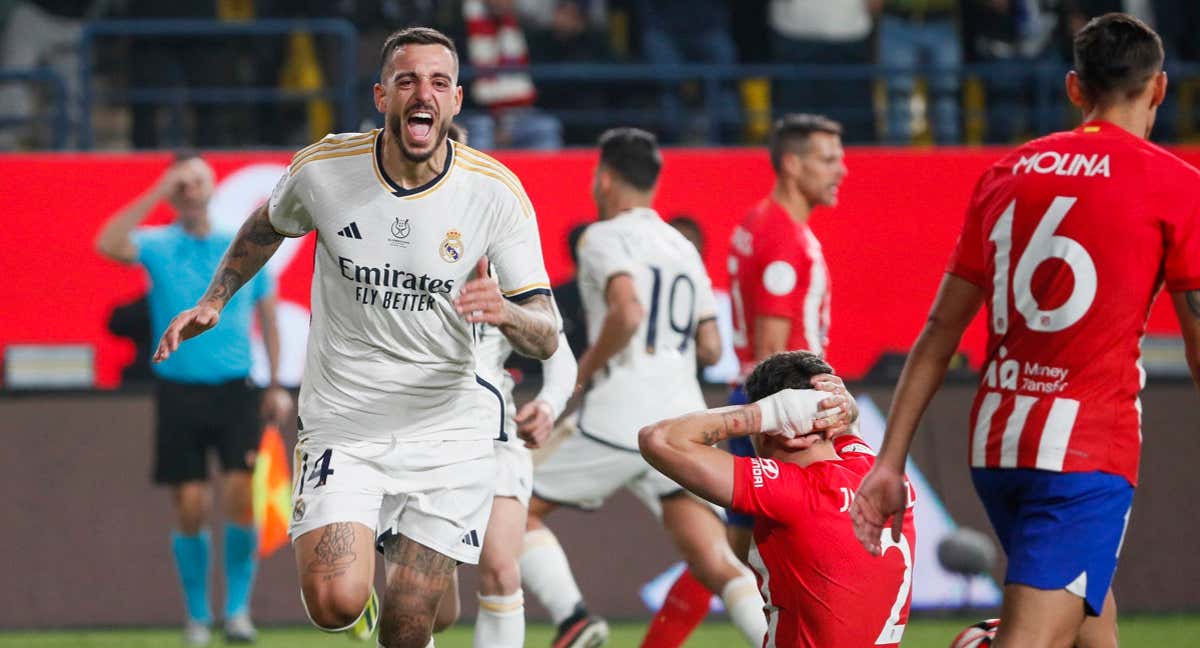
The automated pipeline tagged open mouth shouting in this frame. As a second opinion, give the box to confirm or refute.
[406,108,437,147]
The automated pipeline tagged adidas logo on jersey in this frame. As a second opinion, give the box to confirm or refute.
[337,222,363,239]
[461,530,481,548]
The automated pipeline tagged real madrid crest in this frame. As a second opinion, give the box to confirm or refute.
[292,498,306,522]
[440,229,464,263]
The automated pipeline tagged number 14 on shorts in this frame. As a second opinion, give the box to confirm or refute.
[297,449,335,495]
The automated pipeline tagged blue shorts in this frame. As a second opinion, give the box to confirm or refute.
[725,385,756,530]
[971,468,1133,616]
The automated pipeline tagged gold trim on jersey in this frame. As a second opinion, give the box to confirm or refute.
[453,156,535,219]
[455,144,524,186]
[290,144,373,175]
[289,131,375,174]
[502,282,552,297]
[454,146,536,218]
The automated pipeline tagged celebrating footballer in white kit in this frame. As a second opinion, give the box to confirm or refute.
[153,27,559,648]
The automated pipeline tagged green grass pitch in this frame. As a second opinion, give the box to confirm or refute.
[2,616,1198,647]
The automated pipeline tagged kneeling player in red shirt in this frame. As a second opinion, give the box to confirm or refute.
[639,351,916,648]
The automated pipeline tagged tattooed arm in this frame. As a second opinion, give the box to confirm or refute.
[1171,290,1200,392]
[497,294,559,359]
[153,204,284,361]
[455,257,559,359]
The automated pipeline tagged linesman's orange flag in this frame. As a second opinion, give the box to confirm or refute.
[253,424,292,559]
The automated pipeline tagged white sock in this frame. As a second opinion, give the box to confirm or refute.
[519,528,584,625]
[722,574,767,646]
[474,591,525,648]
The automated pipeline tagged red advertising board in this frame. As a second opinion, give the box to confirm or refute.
[2,146,1196,388]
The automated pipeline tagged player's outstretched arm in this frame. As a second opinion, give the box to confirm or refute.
[1170,290,1200,393]
[639,389,843,508]
[851,273,982,555]
[153,204,284,362]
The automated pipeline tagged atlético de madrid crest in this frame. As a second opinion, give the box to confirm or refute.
[440,229,464,263]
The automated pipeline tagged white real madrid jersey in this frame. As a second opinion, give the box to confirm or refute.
[576,207,717,450]
[268,130,551,443]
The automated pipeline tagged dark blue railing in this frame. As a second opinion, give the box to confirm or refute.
[54,19,1200,150]
[78,19,358,149]
[0,67,70,149]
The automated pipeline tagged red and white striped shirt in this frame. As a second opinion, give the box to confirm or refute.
[729,198,830,377]
[947,121,1200,486]
[464,0,536,109]
[732,436,915,647]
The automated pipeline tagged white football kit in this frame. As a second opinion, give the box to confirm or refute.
[272,130,551,563]
[533,207,717,515]
[474,275,575,508]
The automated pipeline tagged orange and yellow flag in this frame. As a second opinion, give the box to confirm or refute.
[253,424,292,558]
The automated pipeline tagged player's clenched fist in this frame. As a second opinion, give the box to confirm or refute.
[755,388,845,440]
[515,399,555,449]
[153,304,221,362]
[455,257,507,325]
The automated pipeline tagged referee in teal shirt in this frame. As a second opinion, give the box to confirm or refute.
[96,153,292,646]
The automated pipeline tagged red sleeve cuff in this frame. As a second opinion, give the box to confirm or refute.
[1166,276,1200,293]
[730,456,753,515]
[946,266,986,288]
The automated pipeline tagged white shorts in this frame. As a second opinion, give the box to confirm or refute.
[289,435,496,564]
[494,436,533,508]
[532,426,684,518]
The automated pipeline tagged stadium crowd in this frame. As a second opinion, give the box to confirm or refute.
[3,0,1200,149]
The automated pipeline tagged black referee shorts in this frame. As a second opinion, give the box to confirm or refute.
[153,377,262,484]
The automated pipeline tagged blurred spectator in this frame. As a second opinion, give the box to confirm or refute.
[632,0,741,142]
[525,0,619,143]
[961,0,1056,143]
[1054,1,1124,61]
[120,0,284,149]
[767,0,876,142]
[526,0,614,63]
[879,0,962,144]
[1152,0,1199,61]
[0,1,86,150]
[518,0,609,30]
[461,0,564,149]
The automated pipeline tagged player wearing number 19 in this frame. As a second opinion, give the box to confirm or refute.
[521,128,769,648]
[852,13,1200,648]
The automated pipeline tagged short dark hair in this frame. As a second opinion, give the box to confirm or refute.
[1073,13,1163,104]
[598,127,662,191]
[379,27,459,76]
[668,214,704,254]
[768,114,842,173]
[745,351,834,402]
